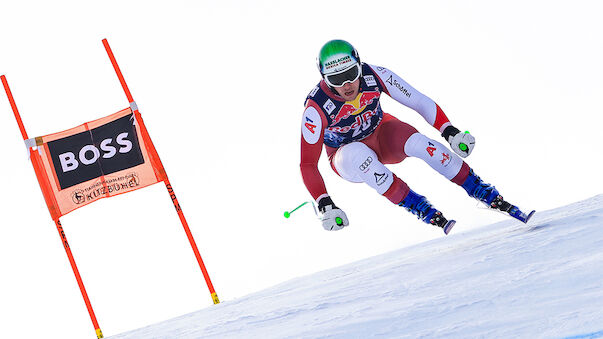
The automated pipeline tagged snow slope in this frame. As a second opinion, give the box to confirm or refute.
[110,195,603,339]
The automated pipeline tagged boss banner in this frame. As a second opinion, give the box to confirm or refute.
[28,107,166,220]
[2,39,219,339]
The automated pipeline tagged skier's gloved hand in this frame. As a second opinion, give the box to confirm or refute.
[317,196,349,231]
[442,125,475,158]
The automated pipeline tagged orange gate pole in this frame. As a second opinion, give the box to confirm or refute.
[101,39,220,304]
[2,75,104,338]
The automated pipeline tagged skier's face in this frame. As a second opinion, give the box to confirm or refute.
[334,79,360,101]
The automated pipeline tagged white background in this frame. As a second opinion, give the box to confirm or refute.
[0,1,601,338]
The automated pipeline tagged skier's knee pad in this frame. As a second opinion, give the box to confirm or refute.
[332,142,394,194]
[404,132,464,180]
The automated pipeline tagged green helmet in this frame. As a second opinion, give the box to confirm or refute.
[317,39,361,76]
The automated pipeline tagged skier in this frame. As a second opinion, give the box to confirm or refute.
[300,39,534,234]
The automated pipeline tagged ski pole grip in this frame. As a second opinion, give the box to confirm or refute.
[459,131,470,151]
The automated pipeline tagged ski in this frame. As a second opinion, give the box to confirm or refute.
[509,207,536,224]
[443,220,456,235]
[491,195,535,224]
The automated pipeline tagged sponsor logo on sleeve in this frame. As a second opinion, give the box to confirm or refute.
[375,66,388,74]
[302,106,322,145]
[386,75,411,98]
[309,86,319,97]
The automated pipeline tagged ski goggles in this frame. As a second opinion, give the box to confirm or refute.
[324,63,362,87]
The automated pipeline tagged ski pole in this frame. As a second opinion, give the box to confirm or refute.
[284,201,343,226]
[284,201,314,218]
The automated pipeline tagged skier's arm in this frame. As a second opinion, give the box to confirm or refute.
[370,64,475,157]
[370,64,451,133]
[300,101,330,203]
[300,103,350,230]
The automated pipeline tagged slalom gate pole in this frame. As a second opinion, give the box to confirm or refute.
[102,39,220,304]
[54,219,104,339]
[2,75,104,338]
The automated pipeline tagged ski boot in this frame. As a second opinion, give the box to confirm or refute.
[461,170,535,223]
[399,190,456,234]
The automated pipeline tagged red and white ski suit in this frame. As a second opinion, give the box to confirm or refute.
[300,63,470,205]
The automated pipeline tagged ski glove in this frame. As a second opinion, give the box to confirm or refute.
[442,125,475,158]
[318,196,349,231]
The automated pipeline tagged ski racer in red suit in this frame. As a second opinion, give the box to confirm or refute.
[300,40,534,234]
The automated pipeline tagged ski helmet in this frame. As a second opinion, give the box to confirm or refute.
[317,40,362,87]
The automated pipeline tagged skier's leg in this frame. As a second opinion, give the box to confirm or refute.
[459,169,502,206]
[459,169,535,222]
[331,142,397,196]
[403,132,469,182]
[401,132,533,221]
[403,132,503,204]
[331,142,451,229]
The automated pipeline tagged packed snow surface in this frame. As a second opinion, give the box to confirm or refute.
[111,195,603,338]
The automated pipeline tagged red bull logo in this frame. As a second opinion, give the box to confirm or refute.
[330,91,380,125]
[328,109,379,134]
